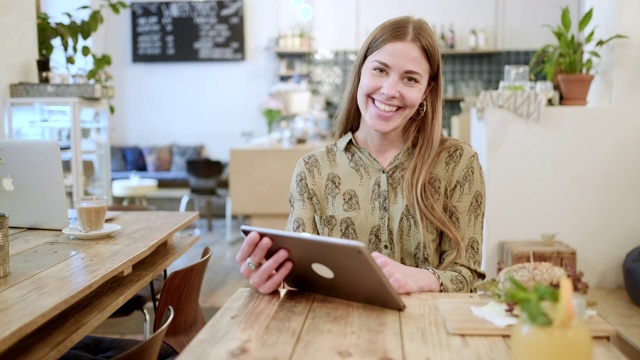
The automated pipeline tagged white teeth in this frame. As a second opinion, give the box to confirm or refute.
[374,100,398,112]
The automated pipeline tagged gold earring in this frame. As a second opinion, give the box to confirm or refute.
[412,101,426,119]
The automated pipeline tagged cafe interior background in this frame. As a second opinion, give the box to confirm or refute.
[0,0,639,288]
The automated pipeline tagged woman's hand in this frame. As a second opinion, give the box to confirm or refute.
[236,231,293,294]
[371,251,440,294]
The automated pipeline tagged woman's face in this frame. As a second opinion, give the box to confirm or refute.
[357,41,430,138]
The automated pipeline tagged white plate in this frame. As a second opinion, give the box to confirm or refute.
[68,209,122,222]
[63,223,122,240]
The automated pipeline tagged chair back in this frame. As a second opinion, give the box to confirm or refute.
[186,159,224,195]
[154,247,212,353]
[114,306,174,360]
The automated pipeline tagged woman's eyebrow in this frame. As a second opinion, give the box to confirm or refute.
[371,59,424,78]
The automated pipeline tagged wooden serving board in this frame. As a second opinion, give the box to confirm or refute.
[437,298,616,338]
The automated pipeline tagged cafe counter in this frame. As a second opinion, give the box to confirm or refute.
[229,141,327,230]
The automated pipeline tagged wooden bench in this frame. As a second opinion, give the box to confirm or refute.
[590,288,640,359]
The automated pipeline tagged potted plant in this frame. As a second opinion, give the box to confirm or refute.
[529,6,627,105]
[36,1,128,112]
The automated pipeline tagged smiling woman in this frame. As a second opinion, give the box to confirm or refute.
[237,16,486,296]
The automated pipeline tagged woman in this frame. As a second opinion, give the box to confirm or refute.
[237,16,485,294]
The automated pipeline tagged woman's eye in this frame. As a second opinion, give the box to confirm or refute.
[372,66,386,74]
[405,76,419,84]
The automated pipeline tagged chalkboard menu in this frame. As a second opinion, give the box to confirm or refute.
[131,1,244,62]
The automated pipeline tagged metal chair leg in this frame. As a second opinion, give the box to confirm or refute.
[225,196,232,242]
[141,308,151,340]
[179,194,190,212]
[149,280,157,315]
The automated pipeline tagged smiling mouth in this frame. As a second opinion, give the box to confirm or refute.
[374,99,399,113]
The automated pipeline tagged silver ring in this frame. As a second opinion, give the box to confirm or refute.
[246,257,258,271]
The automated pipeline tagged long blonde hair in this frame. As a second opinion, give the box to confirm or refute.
[331,16,462,268]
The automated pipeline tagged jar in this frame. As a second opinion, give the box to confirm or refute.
[0,213,9,278]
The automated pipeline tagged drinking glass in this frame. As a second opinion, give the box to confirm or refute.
[74,196,107,231]
[510,296,592,360]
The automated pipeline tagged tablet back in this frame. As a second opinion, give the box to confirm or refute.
[241,225,406,311]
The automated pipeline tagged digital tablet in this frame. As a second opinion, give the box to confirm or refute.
[240,225,406,311]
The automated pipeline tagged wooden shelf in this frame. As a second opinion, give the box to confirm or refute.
[278,71,310,77]
[274,48,315,55]
[441,49,501,55]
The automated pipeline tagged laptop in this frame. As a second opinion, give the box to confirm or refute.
[0,139,69,230]
[240,225,406,311]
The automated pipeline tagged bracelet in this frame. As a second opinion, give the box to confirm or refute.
[426,267,444,293]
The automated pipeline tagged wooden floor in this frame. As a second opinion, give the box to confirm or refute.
[92,217,249,337]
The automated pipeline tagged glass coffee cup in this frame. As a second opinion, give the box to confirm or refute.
[74,196,108,231]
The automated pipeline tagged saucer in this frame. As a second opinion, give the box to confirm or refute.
[63,223,122,240]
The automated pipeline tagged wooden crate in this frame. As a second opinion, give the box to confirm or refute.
[499,240,577,270]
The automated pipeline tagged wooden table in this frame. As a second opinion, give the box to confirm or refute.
[0,211,199,360]
[179,288,627,359]
[590,288,640,359]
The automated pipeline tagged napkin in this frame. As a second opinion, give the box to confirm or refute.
[471,301,598,328]
[470,301,518,328]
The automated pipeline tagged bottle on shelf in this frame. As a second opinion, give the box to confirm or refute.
[468,27,478,50]
[446,23,456,49]
[439,24,447,49]
[292,28,302,49]
[477,25,488,49]
[278,30,286,48]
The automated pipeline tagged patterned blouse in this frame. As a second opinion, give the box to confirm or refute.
[286,132,486,292]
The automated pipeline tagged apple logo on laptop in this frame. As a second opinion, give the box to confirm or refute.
[1,175,14,191]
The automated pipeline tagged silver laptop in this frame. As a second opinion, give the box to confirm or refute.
[240,225,406,311]
[0,139,69,230]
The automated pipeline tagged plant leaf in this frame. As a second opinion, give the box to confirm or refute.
[579,8,593,33]
[561,6,571,33]
[584,29,595,45]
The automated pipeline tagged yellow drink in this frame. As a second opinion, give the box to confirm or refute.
[511,319,593,360]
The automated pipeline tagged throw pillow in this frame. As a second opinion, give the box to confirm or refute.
[623,245,640,306]
[121,146,147,172]
[171,144,204,172]
[110,146,127,172]
[141,145,173,172]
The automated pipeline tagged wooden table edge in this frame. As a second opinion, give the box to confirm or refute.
[0,231,199,359]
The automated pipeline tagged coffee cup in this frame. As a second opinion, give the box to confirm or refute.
[74,196,107,231]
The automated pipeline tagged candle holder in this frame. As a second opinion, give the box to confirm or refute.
[0,213,9,278]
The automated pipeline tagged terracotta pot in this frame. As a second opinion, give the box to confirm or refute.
[557,73,594,105]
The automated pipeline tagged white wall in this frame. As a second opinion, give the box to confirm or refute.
[0,0,37,138]
[88,0,576,160]
[1,0,583,158]
[472,0,639,288]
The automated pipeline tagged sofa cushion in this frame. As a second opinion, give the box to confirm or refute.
[141,145,173,172]
[122,146,147,171]
[111,171,189,188]
[171,144,204,172]
[110,146,127,171]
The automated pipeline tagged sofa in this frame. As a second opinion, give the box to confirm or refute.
[110,144,205,188]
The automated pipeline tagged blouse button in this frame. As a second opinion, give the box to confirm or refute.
[383,244,389,250]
